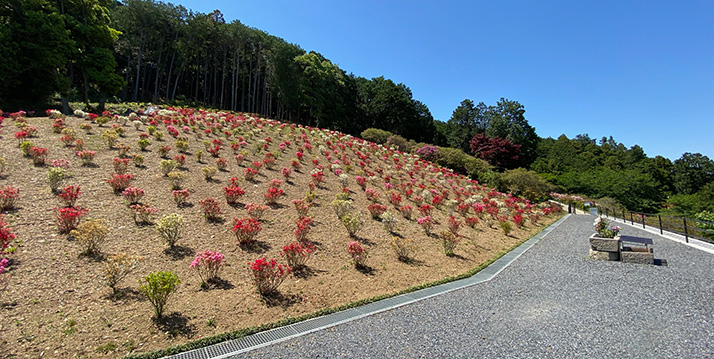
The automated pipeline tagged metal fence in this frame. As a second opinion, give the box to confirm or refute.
[597,207,714,245]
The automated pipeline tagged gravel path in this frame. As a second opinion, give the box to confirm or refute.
[233,214,714,358]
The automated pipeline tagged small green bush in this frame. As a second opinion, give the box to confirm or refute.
[139,271,180,319]
[341,211,364,237]
[360,128,393,144]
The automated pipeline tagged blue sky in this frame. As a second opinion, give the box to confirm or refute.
[173,0,713,161]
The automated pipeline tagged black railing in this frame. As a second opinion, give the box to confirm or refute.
[597,207,714,245]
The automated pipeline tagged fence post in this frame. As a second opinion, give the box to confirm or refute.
[658,215,663,235]
[642,214,646,229]
[630,212,634,225]
[622,209,626,222]
[683,218,689,243]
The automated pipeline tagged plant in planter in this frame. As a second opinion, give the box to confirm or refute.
[593,217,621,238]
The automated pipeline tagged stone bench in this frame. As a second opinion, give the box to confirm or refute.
[589,234,655,265]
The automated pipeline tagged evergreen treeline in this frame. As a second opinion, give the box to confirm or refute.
[1,0,712,219]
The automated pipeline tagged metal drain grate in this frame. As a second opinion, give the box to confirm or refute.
[166,214,571,359]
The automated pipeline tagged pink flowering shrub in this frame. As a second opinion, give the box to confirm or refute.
[54,206,88,233]
[347,241,367,268]
[417,216,434,235]
[0,186,20,212]
[292,198,310,217]
[249,257,290,295]
[281,167,292,180]
[76,150,96,166]
[107,174,133,193]
[129,204,158,224]
[199,198,222,221]
[243,167,258,181]
[365,188,379,202]
[172,189,190,207]
[190,250,225,286]
[121,187,145,205]
[57,185,81,207]
[281,242,314,270]
[245,202,268,220]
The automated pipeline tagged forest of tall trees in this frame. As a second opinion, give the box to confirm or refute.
[1,0,712,219]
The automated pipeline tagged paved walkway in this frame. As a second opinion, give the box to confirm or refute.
[172,214,714,358]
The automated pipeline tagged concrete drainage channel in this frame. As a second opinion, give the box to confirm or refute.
[167,214,572,359]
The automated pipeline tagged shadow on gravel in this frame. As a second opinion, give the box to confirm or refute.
[154,312,196,338]
[163,245,194,260]
[654,259,668,266]
[262,292,300,308]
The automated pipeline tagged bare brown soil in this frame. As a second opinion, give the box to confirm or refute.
[0,111,559,358]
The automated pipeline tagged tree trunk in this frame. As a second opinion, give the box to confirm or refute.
[133,41,144,102]
[153,40,165,103]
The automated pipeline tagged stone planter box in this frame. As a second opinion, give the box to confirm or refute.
[589,233,620,261]
[621,246,654,265]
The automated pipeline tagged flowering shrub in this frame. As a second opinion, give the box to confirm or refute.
[139,271,180,319]
[418,204,433,217]
[235,153,245,166]
[0,258,8,295]
[457,202,471,216]
[292,198,310,217]
[380,211,399,233]
[248,258,290,296]
[0,186,20,212]
[368,203,387,219]
[107,174,133,193]
[347,241,367,268]
[365,188,380,202]
[167,171,186,190]
[113,158,130,174]
[341,211,364,237]
[294,216,313,243]
[448,216,461,235]
[440,230,459,256]
[529,214,540,225]
[390,236,418,262]
[243,167,258,181]
[416,145,439,162]
[172,154,186,167]
[245,202,268,220]
[103,252,142,296]
[54,206,88,233]
[70,219,109,255]
[0,215,16,254]
[155,213,184,247]
[310,170,324,184]
[216,157,228,171]
[264,187,284,205]
[223,185,245,205]
[121,187,145,205]
[202,166,218,181]
[172,189,190,207]
[57,185,80,207]
[466,216,479,228]
[355,175,368,190]
[399,205,413,220]
[199,198,222,221]
[417,216,434,235]
[158,145,171,158]
[29,146,48,166]
[513,214,524,227]
[593,217,620,238]
[132,154,144,166]
[190,250,225,286]
[331,199,354,219]
[281,242,314,270]
[158,159,177,176]
[75,150,96,166]
[281,166,292,180]
[390,192,402,207]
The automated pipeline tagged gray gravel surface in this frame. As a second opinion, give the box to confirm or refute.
[233,214,714,358]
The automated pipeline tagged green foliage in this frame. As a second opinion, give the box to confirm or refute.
[47,167,65,192]
[360,128,393,144]
[495,168,552,202]
[70,219,109,256]
[434,147,494,181]
[139,271,180,319]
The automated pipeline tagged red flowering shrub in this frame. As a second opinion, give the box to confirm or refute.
[347,241,367,268]
[0,215,16,253]
[292,199,310,217]
[172,189,190,207]
[0,186,20,212]
[57,185,81,207]
[448,216,461,235]
[107,174,133,193]
[223,185,245,205]
[264,187,284,205]
[129,204,158,224]
[54,206,88,233]
[122,187,145,205]
[399,205,413,220]
[466,217,479,228]
[418,204,433,217]
[513,214,524,227]
[76,150,97,166]
[29,146,48,165]
[232,217,262,246]
[113,158,130,174]
[367,203,387,219]
[243,167,258,181]
[248,257,290,295]
[294,216,313,243]
[281,242,313,270]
